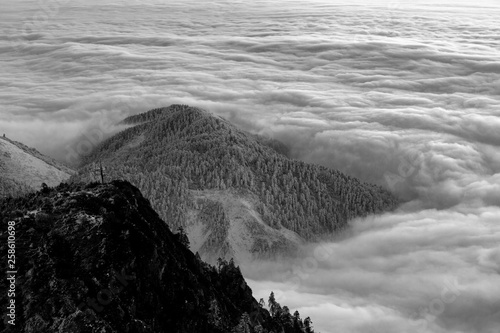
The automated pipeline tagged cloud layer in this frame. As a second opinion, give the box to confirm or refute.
[245,206,500,333]
[1,1,499,332]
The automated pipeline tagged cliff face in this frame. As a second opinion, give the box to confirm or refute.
[0,181,304,333]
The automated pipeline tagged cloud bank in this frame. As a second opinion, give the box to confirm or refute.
[245,205,500,333]
[1,1,499,332]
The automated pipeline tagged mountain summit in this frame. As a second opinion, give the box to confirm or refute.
[75,105,398,262]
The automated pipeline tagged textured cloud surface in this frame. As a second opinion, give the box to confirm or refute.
[1,1,500,332]
[245,206,500,333]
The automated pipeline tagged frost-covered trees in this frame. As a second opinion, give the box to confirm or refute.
[74,104,398,241]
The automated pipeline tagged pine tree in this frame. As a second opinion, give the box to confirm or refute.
[268,292,280,317]
[259,298,266,308]
[304,317,314,333]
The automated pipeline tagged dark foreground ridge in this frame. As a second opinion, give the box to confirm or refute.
[0,181,312,333]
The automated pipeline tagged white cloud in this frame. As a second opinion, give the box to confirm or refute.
[245,207,500,333]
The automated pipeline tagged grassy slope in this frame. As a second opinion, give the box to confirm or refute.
[0,136,74,197]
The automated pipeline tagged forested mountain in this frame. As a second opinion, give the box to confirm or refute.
[0,135,74,198]
[73,105,398,261]
[0,181,312,333]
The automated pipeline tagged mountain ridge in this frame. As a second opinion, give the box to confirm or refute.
[0,135,74,198]
[0,180,312,333]
[73,104,398,262]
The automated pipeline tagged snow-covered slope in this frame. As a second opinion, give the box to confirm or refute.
[0,136,74,197]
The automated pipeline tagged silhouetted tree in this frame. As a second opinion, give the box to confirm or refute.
[175,226,190,248]
[259,298,266,308]
[304,316,314,333]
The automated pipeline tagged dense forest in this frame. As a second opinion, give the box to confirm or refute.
[0,181,316,333]
[73,105,398,256]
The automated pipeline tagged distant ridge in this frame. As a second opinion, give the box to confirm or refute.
[74,105,398,262]
[0,135,74,197]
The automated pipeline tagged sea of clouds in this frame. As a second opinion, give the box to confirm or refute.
[1,0,499,332]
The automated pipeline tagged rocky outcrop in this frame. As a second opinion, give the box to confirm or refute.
[0,181,309,333]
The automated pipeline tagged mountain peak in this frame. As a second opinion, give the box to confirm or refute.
[0,180,311,332]
[121,104,211,125]
[75,105,398,262]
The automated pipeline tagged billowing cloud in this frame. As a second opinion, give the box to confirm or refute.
[245,206,500,333]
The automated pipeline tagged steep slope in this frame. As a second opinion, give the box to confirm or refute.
[0,135,74,198]
[0,181,311,333]
[74,105,398,262]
